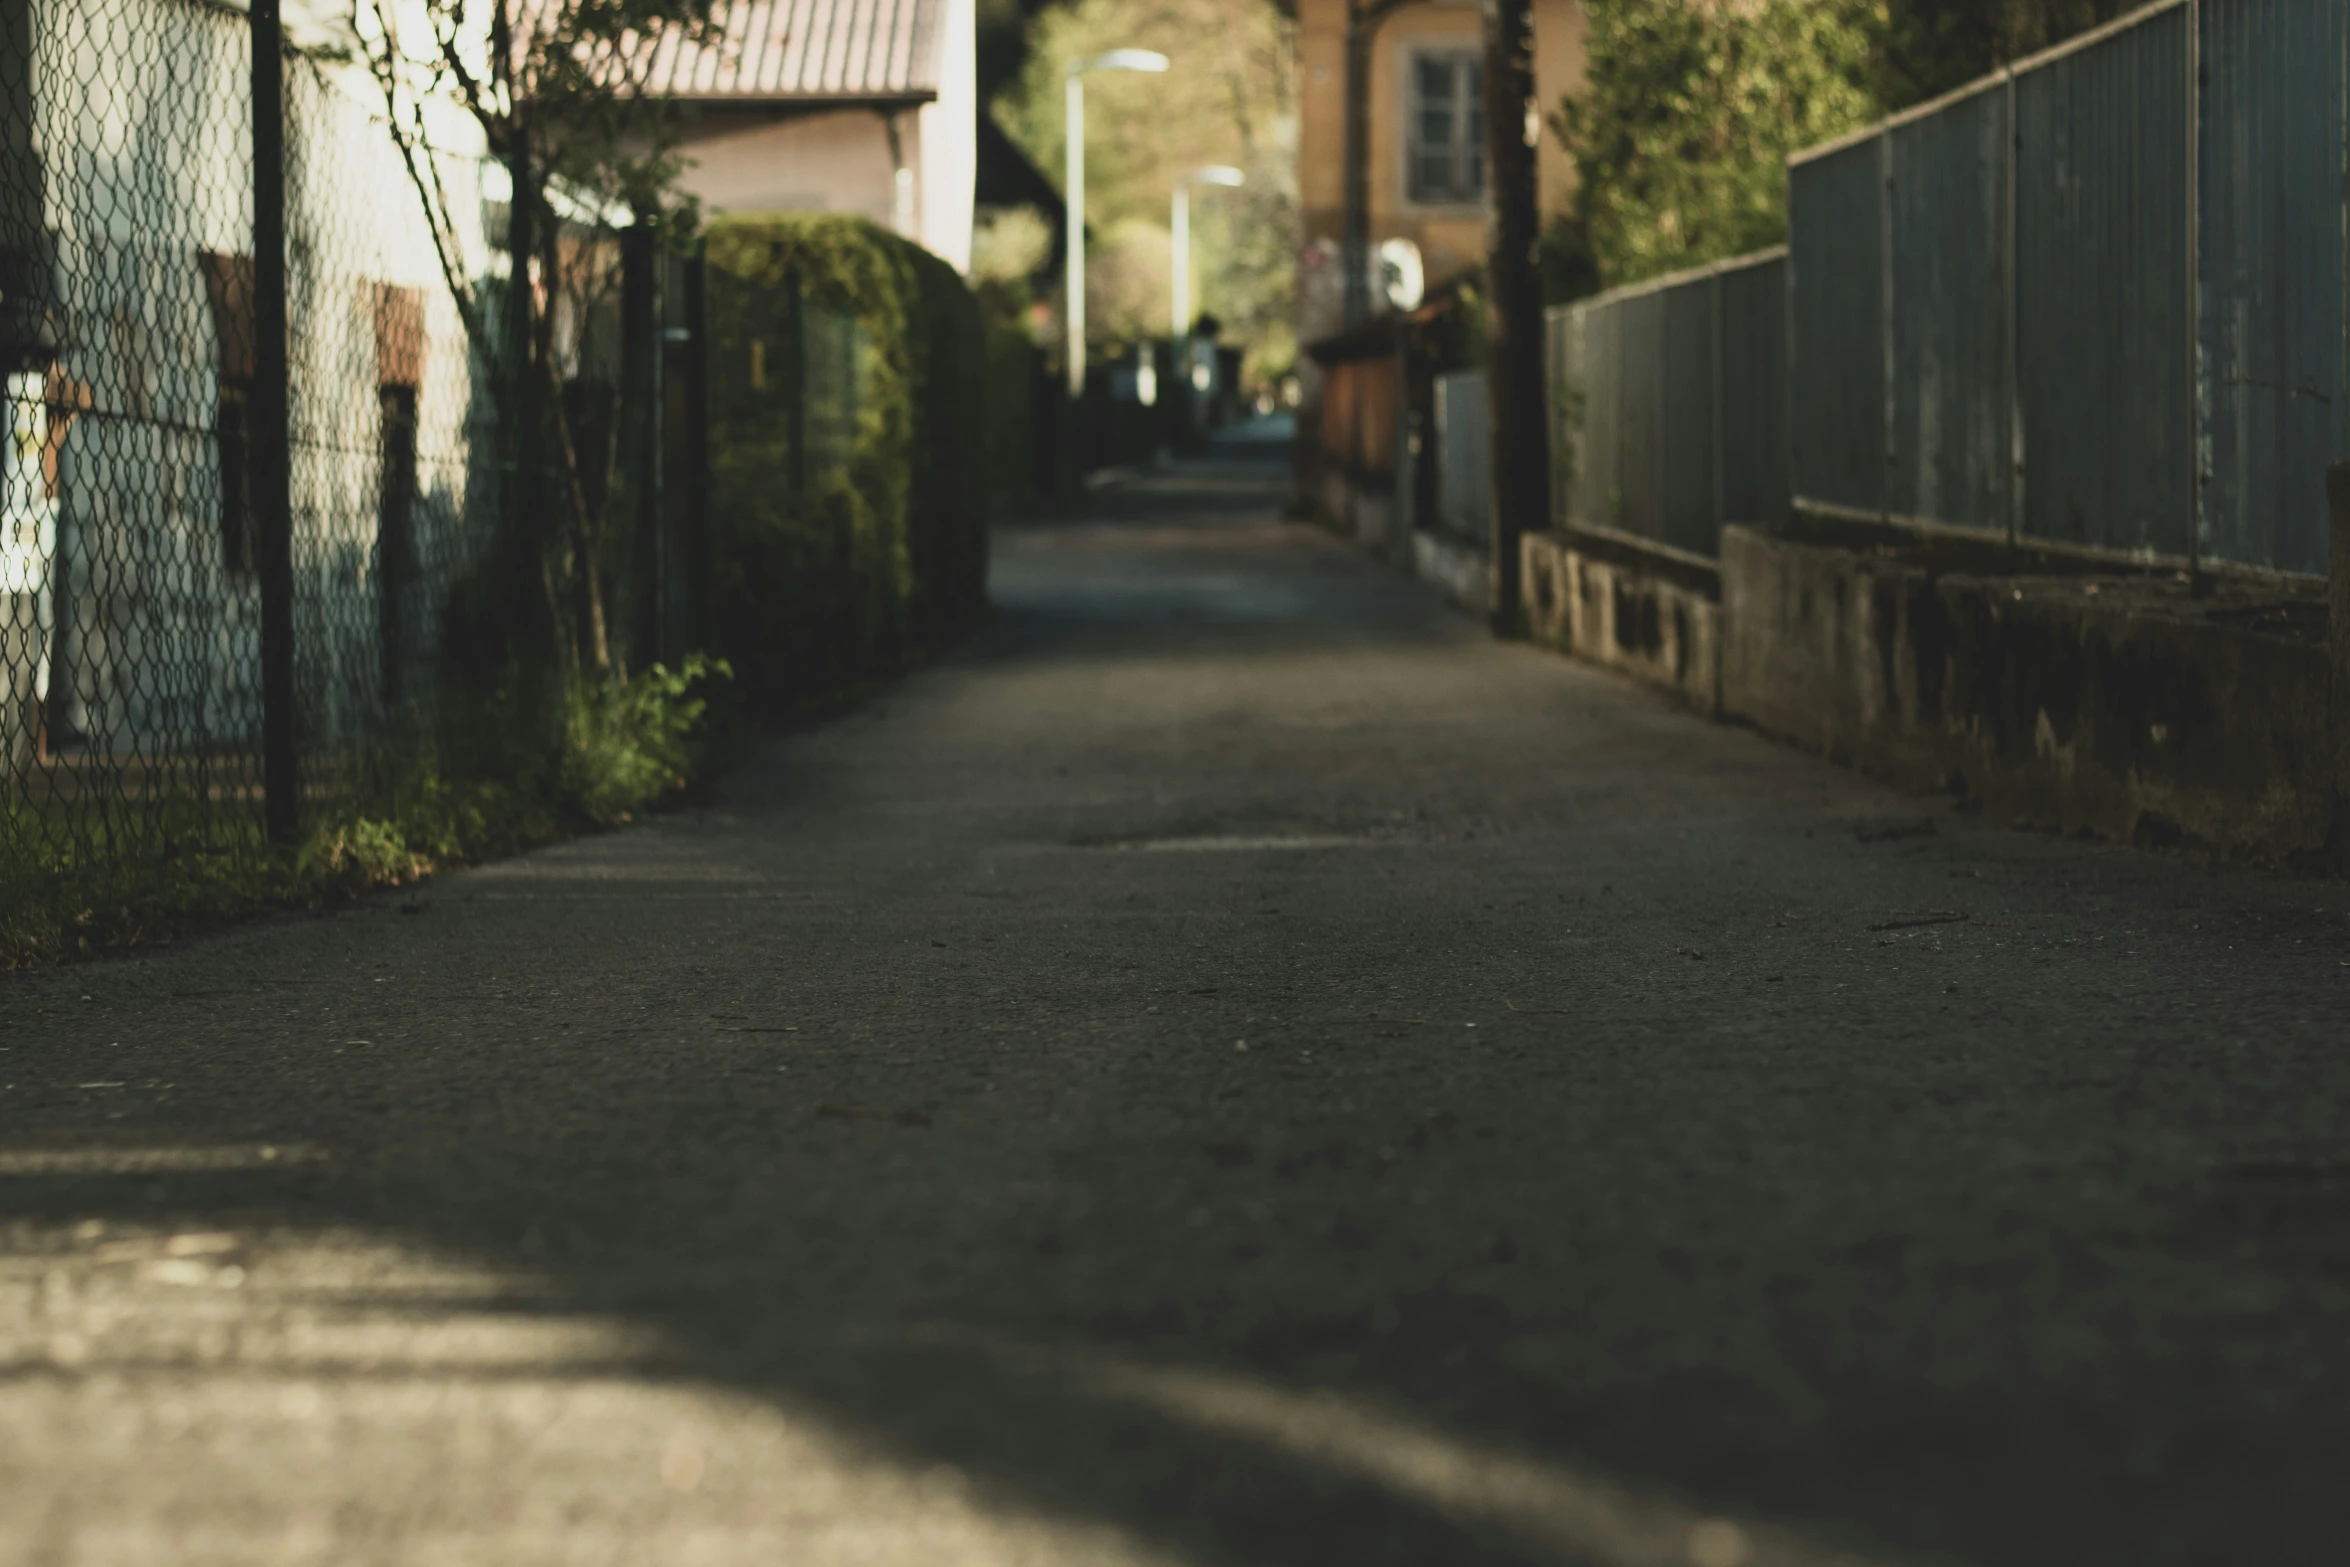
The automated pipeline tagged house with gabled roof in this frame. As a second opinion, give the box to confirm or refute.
[654,0,977,272]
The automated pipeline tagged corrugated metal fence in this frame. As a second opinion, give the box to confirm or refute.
[1433,368,1491,542]
[1789,0,2345,576]
[1536,0,2350,578]
[1544,249,1787,559]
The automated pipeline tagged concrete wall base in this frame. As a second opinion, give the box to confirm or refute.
[1717,526,2333,864]
[1522,530,1721,713]
[1509,522,2334,866]
[1412,530,1491,617]
[1522,533,1729,718]
[1315,469,1399,558]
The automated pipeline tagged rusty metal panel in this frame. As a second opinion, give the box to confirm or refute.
[1718,253,1788,528]
[2013,3,2190,555]
[1789,138,1886,512]
[1887,82,2010,534]
[2198,0,2347,576]
[1659,275,1718,555]
[1616,287,1667,539]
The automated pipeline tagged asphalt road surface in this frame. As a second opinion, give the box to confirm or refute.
[6,452,2349,1567]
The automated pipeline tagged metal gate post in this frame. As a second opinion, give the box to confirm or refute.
[681,243,711,652]
[251,0,296,843]
[622,222,661,667]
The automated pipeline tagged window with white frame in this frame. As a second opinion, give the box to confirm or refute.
[1407,50,1483,205]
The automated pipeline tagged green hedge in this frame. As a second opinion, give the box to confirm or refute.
[704,215,995,712]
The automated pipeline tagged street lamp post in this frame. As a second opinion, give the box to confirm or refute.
[1170,165,1244,344]
[1171,165,1243,451]
[1064,48,1169,401]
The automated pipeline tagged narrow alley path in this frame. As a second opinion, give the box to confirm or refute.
[5,452,2347,1566]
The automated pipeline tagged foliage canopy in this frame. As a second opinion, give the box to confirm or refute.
[993,0,1299,383]
[1550,0,1882,292]
[1550,0,2138,295]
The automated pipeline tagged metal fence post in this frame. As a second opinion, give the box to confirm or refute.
[622,222,661,667]
[681,242,711,652]
[250,0,296,843]
[504,120,544,668]
[2185,0,2204,582]
[0,0,47,368]
[1711,267,1725,538]
[2003,66,2020,553]
[784,266,807,513]
[1879,128,1896,525]
[2329,463,2350,871]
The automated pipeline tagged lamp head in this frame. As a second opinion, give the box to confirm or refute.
[1192,165,1246,188]
[1073,48,1170,75]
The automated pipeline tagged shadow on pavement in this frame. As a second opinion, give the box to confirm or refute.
[6,455,2350,1567]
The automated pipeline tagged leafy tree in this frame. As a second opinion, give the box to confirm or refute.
[1871,0,2138,104]
[1549,0,1881,291]
[349,0,718,677]
[994,0,1299,385]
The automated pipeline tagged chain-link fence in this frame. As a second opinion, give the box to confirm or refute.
[1,0,873,938]
[5,0,501,895]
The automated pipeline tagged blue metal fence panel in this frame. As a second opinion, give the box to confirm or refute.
[2198,0,2348,576]
[1660,276,1718,554]
[2014,3,2191,555]
[1434,368,1491,543]
[1577,297,1621,531]
[1547,251,1786,553]
[1544,305,1576,528]
[1888,82,2011,534]
[1789,138,1887,512]
[1617,288,1667,539]
[1718,254,1789,528]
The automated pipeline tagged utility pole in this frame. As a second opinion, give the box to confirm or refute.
[1341,0,1411,328]
[0,0,49,371]
[1481,0,1546,633]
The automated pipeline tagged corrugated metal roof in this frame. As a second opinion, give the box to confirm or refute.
[622,0,943,103]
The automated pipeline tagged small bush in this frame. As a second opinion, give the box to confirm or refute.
[0,656,729,970]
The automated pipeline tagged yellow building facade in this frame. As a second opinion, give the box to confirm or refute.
[1293,0,1587,345]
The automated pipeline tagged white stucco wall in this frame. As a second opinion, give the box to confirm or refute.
[918,0,976,273]
[677,110,902,231]
[671,0,979,272]
[11,0,494,760]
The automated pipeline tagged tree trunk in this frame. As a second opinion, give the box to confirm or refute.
[1481,0,1547,635]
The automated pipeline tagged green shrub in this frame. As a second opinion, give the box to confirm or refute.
[0,656,728,970]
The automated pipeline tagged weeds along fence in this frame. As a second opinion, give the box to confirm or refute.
[0,1,988,959]
[1544,250,1789,560]
[1547,0,2350,580]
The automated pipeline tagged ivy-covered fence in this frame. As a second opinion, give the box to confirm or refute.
[705,216,997,713]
